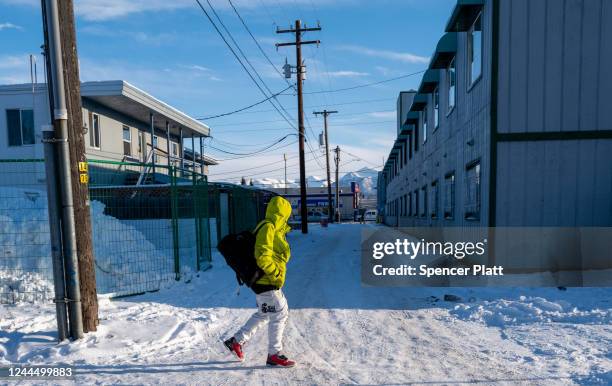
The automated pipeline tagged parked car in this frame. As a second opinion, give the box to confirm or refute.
[363,209,378,222]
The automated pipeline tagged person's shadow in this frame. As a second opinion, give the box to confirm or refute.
[75,361,268,375]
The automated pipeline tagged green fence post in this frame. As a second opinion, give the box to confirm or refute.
[193,171,201,271]
[170,166,180,281]
[202,175,211,265]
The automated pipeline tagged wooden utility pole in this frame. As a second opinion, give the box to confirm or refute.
[334,146,341,223]
[56,0,98,332]
[276,20,321,234]
[313,110,337,223]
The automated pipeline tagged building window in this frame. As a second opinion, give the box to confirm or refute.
[89,113,101,148]
[421,185,428,218]
[447,57,456,113]
[6,109,34,146]
[413,189,419,217]
[171,142,179,157]
[468,12,483,87]
[444,172,455,220]
[465,161,481,221]
[433,87,440,129]
[422,106,428,144]
[152,135,159,163]
[431,180,439,219]
[122,125,131,156]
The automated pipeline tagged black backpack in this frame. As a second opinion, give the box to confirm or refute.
[218,221,271,287]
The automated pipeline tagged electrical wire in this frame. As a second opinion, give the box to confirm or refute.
[197,85,292,120]
[208,133,297,156]
[194,0,298,133]
[204,0,300,134]
[296,70,427,95]
[210,97,396,116]
[211,108,395,127]
[227,0,295,91]
[210,140,298,161]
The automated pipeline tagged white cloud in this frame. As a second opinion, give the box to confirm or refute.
[322,70,369,78]
[0,22,23,31]
[0,0,348,21]
[80,25,177,45]
[367,111,396,119]
[77,58,225,111]
[336,45,429,64]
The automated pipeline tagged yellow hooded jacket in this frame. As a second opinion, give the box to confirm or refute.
[253,196,292,289]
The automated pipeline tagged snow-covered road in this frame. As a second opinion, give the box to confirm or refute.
[1,223,611,385]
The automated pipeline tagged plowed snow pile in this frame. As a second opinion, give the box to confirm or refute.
[0,187,174,299]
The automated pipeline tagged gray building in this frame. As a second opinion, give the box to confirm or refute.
[380,0,612,276]
[0,80,217,185]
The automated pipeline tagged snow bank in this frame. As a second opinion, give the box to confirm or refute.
[0,187,180,301]
[451,295,612,327]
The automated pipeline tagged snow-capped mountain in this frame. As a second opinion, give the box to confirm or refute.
[339,167,378,198]
[251,167,379,197]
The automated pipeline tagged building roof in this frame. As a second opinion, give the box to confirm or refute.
[0,81,210,137]
[81,80,210,137]
[417,69,441,94]
[445,0,484,32]
[429,32,458,69]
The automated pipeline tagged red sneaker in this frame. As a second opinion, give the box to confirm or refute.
[266,353,296,368]
[224,337,244,361]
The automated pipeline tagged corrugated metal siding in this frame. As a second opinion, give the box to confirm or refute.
[496,140,612,226]
[498,0,612,133]
[386,0,492,228]
[496,0,612,227]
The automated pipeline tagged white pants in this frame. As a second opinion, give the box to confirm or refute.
[235,289,289,355]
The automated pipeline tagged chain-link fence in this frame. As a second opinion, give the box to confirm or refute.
[88,160,212,297]
[0,158,211,302]
[0,159,53,303]
[207,183,276,247]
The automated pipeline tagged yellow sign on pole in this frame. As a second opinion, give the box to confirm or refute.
[79,173,89,184]
[78,162,88,172]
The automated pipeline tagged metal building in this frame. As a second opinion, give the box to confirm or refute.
[381,0,612,229]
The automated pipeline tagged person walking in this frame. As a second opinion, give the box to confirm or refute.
[224,196,296,368]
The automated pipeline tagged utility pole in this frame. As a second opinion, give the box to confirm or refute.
[313,110,337,223]
[42,0,98,335]
[283,153,288,195]
[334,146,341,223]
[276,20,321,234]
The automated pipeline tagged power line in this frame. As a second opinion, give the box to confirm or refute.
[210,139,298,161]
[227,0,295,91]
[210,96,396,116]
[193,0,297,133]
[197,85,292,120]
[208,153,300,176]
[298,69,427,95]
[208,133,296,156]
[205,0,298,130]
[211,108,395,126]
[214,151,325,180]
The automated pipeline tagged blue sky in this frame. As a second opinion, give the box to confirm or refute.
[0,0,455,183]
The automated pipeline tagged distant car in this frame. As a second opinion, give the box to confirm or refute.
[363,209,377,222]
